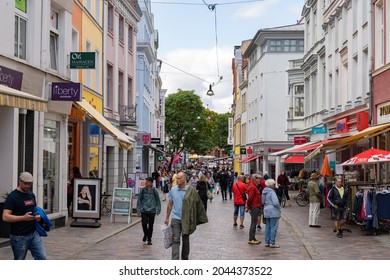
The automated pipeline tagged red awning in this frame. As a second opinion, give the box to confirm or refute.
[284,155,304,163]
[239,155,260,163]
[286,138,342,154]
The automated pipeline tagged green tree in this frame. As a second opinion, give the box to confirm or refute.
[212,112,233,156]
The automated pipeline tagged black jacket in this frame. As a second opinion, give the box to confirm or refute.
[327,186,349,208]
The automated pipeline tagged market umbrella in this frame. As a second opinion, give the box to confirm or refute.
[321,154,332,176]
[340,148,390,166]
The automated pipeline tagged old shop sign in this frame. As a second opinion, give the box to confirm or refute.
[51,82,82,101]
[336,118,349,133]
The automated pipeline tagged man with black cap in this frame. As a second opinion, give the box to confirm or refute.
[136,177,161,245]
[2,172,47,260]
[307,171,322,228]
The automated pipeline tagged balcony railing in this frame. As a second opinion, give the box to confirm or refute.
[119,105,137,126]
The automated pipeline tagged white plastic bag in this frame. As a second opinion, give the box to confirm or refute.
[161,224,173,249]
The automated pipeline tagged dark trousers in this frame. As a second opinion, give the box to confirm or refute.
[249,207,261,241]
[141,213,156,242]
[220,183,228,200]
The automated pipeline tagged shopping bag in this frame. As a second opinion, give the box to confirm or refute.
[161,224,173,249]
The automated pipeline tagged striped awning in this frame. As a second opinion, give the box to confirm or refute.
[74,98,134,150]
[0,84,47,112]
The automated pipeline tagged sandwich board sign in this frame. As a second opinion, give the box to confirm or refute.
[110,187,133,224]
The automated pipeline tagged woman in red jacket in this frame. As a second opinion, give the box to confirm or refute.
[232,175,248,229]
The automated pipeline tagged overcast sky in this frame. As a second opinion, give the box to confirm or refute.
[152,0,305,113]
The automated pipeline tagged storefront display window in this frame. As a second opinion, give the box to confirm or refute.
[43,120,60,214]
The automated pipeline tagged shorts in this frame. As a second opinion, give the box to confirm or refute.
[332,207,347,221]
[233,204,245,218]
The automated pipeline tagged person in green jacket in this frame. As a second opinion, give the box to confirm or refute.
[307,172,322,228]
[137,177,161,245]
[164,172,208,260]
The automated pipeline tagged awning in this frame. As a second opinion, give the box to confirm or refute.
[239,155,260,163]
[270,142,316,156]
[286,138,343,154]
[147,145,164,154]
[0,84,47,112]
[284,155,304,163]
[321,123,390,151]
[74,99,133,150]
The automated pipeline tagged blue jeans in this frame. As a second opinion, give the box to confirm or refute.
[233,204,245,218]
[10,231,46,260]
[265,218,279,245]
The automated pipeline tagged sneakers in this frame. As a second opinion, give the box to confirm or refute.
[248,239,261,245]
[233,223,238,228]
[239,225,244,229]
[270,244,280,248]
[143,235,147,242]
[256,225,262,232]
[264,244,270,247]
[337,231,343,238]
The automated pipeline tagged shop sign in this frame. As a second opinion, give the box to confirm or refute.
[136,133,151,146]
[268,147,284,153]
[336,118,349,133]
[151,137,160,144]
[51,82,82,101]
[378,102,390,124]
[156,144,164,150]
[0,65,23,90]
[294,136,307,145]
[246,146,253,156]
[70,52,96,69]
[356,112,369,131]
[311,126,327,134]
[240,148,246,155]
[70,105,85,121]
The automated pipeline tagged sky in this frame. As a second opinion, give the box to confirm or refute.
[152,0,306,114]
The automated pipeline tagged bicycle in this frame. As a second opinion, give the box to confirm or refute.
[295,186,309,206]
[277,186,287,208]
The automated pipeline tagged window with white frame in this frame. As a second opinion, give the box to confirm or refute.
[118,71,124,107]
[268,39,304,53]
[108,3,114,33]
[14,14,27,60]
[49,9,59,70]
[293,84,304,117]
[119,15,124,43]
[86,41,92,87]
[107,64,113,108]
[375,1,384,67]
[128,25,133,51]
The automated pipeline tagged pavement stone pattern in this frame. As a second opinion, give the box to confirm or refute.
[1,191,390,260]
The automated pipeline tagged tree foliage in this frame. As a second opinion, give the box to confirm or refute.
[165,90,233,164]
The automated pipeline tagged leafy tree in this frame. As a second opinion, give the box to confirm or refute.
[212,112,233,155]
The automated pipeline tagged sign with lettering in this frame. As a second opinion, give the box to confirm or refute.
[0,65,23,90]
[294,136,307,145]
[51,82,82,101]
[247,146,253,156]
[151,137,160,144]
[311,126,327,134]
[356,112,369,131]
[378,102,390,124]
[70,52,96,69]
[336,118,349,133]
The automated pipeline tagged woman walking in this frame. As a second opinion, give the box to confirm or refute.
[196,174,209,212]
[262,179,281,248]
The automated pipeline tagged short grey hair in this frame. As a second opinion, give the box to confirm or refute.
[265,179,276,187]
[252,174,262,180]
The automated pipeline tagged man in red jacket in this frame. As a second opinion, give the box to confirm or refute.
[232,175,248,229]
[246,174,262,244]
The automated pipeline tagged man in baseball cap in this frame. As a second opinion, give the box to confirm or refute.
[2,171,47,259]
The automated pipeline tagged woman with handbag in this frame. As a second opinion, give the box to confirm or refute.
[232,175,248,229]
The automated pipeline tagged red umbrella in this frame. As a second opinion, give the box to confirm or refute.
[321,154,332,176]
[341,148,390,166]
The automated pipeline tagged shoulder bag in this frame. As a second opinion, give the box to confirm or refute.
[236,183,247,201]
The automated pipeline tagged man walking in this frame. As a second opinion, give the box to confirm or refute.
[327,178,349,238]
[246,174,262,244]
[164,172,208,260]
[136,177,161,245]
[307,172,322,228]
[2,172,47,260]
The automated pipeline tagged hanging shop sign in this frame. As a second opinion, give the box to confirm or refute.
[294,136,307,145]
[356,112,369,131]
[311,126,327,134]
[51,82,82,101]
[70,52,96,69]
[151,137,161,144]
[240,148,246,155]
[136,132,151,146]
[246,146,253,156]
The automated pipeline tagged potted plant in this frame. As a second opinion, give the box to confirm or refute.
[0,191,10,238]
